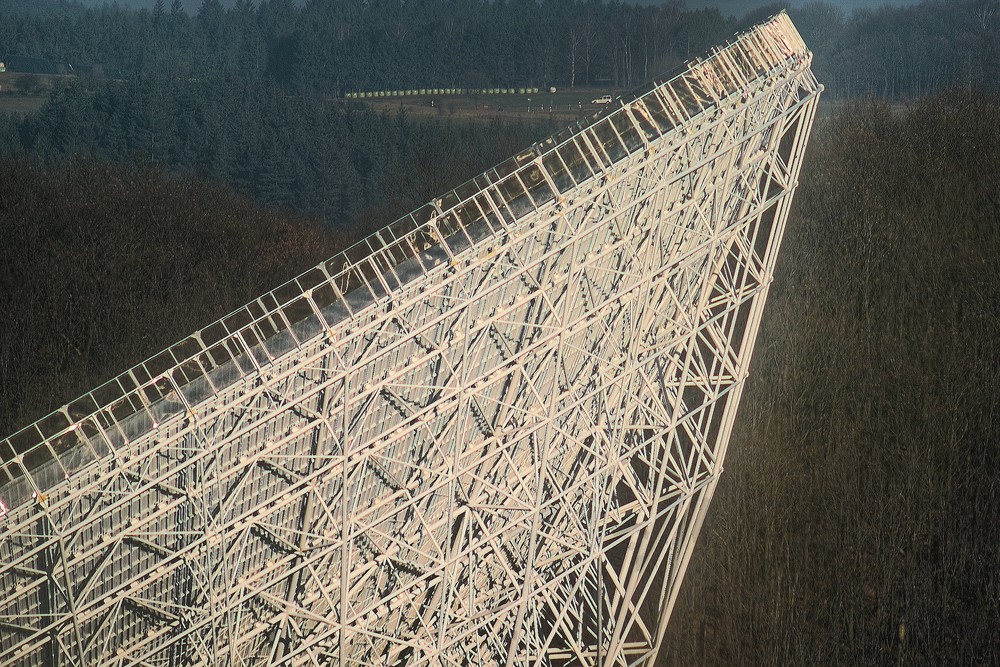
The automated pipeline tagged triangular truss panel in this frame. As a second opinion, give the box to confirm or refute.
[0,13,820,667]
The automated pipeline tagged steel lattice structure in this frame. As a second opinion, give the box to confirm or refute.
[0,14,820,667]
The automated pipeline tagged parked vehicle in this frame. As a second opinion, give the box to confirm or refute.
[591,94,613,104]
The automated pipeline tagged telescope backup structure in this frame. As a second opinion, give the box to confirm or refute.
[0,14,820,667]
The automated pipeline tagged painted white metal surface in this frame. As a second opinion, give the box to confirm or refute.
[0,13,821,666]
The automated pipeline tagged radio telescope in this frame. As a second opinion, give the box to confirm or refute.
[0,13,820,667]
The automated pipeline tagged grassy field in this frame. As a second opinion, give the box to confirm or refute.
[0,94,46,115]
[0,72,62,115]
[360,87,618,122]
[0,77,612,123]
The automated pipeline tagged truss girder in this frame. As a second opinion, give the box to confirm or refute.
[0,13,820,667]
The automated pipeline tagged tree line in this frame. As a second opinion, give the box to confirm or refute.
[1,0,997,98]
[0,76,558,226]
[790,0,1000,99]
[0,0,727,92]
[1,0,996,228]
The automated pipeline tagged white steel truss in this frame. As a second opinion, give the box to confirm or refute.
[0,13,820,667]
